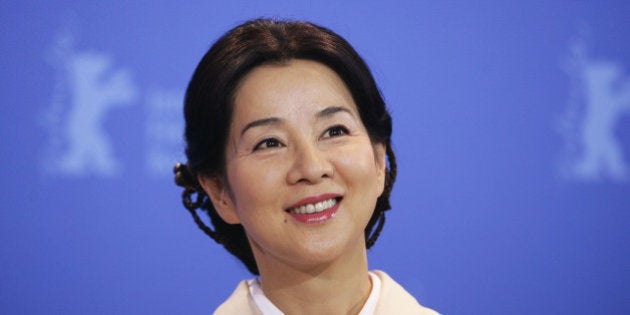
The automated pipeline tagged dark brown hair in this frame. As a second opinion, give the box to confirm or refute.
[174,18,396,275]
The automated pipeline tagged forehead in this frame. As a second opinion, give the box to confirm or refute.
[231,59,357,121]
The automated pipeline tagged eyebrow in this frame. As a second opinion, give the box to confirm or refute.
[240,117,283,137]
[316,106,355,120]
[239,106,356,137]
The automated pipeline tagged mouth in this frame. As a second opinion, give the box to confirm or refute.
[288,197,338,214]
[286,195,342,224]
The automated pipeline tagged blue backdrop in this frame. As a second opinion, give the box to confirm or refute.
[1,1,629,314]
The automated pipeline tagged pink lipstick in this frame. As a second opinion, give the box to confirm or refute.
[286,194,341,224]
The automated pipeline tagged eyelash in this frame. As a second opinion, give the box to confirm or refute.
[252,125,350,152]
[253,138,284,151]
[322,125,349,138]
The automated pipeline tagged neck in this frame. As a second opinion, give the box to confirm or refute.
[255,243,372,315]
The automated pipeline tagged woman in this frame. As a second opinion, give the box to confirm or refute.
[174,18,438,314]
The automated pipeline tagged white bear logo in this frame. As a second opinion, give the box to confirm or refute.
[560,40,630,182]
[43,31,137,176]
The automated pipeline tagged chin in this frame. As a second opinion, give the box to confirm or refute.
[286,236,366,270]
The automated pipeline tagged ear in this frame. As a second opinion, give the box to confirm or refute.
[373,143,387,195]
[197,174,241,224]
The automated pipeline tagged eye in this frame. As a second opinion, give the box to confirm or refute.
[253,138,284,151]
[322,125,349,139]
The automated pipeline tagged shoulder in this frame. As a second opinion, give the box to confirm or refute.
[213,280,262,315]
[372,270,440,315]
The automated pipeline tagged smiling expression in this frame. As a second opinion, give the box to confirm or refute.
[200,59,386,271]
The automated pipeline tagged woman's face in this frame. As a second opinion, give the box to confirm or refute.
[201,59,386,271]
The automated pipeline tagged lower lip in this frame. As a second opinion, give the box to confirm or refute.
[288,202,340,224]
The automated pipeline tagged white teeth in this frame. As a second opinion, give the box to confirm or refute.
[291,198,337,214]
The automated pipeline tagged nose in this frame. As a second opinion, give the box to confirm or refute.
[286,141,334,185]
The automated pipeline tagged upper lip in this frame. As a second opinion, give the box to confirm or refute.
[286,193,342,211]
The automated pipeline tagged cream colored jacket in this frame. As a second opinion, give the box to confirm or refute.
[213,270,439,314]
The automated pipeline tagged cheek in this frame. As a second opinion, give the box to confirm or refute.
[335,144,382,189]
[226,161,286,214]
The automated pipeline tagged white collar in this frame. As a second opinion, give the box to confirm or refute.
[247,271,381,315]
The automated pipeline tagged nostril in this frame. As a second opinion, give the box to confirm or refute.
[285,144,335,184]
